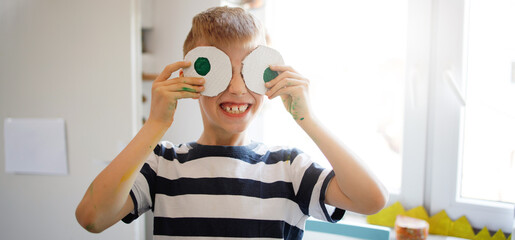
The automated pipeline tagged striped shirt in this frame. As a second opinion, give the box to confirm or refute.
[122,141,345,239]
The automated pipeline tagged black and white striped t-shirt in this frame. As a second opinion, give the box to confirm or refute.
[122,141,345,239]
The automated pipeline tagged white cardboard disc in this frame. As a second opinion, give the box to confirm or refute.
[183,46,232,97]
[242,45,284,95]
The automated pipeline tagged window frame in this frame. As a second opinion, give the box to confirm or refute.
[398,0,432,209]
[425,0,514,232]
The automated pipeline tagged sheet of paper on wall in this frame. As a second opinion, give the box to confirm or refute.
[4,118,68,175]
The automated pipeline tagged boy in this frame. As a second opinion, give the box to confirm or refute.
[76,6,387,239]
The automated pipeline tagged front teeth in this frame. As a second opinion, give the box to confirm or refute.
[223,104,248,114]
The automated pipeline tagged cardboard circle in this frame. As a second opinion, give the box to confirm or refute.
[183,46,232,97]
[242,45,284,95]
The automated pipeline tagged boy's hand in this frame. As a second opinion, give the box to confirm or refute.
[265,65,312,123]
[148,61,204,127]
[265,66,388,215]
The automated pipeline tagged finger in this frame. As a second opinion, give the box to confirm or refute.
[153,82,203,101]
[167,90,202,100]
[163,83,205,93]
[269,65,297,73]
[265,70,306,89]
[266,78,306,98]
[267,84,305,100]
[155,61,191,82]
[161,76,205,86]
[177,91,202,100]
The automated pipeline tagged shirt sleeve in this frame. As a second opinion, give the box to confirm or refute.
[289,149,345,223]
[122,144,162,223]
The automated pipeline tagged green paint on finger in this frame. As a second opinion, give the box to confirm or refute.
[181,87,196,93]
[86,224,95,231]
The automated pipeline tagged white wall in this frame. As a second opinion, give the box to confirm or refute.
[141,0,222,145]
[0,1,265,239]
[0,0,142,239]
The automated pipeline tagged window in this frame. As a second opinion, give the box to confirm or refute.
[459,0,515,205]
[428,0,514,232]
[261,0,514,232]
[262,0,408,195]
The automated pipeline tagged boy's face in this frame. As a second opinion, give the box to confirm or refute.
[196,42,265,137]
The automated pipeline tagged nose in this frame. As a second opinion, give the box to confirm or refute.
[227,71,248,96]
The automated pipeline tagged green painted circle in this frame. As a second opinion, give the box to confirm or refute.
[263,67,278,83]
[194,57,211,76]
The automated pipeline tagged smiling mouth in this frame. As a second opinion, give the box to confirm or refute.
[220,103,250,115]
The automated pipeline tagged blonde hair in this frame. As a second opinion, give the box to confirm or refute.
[183,6,265,56]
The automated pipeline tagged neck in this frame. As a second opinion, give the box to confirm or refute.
[197,130,250,146]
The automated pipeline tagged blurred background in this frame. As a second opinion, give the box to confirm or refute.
[1,0,513,239]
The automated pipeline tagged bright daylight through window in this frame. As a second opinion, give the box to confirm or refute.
[460,0,515,204]
[263,0,407,194]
